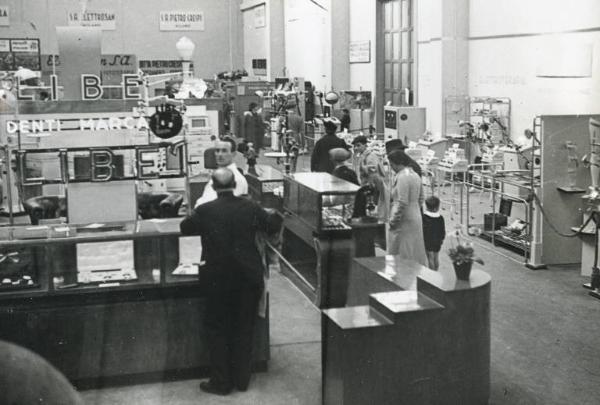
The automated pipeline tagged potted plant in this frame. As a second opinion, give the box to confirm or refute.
[447,226,484,280]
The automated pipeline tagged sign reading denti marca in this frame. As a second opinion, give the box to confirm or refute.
[159,11,204,31]
[67,9,117,30]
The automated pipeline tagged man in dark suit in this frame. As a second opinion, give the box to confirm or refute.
[180,168,282,396]
[310,119,348,173]
[330,148,359,185]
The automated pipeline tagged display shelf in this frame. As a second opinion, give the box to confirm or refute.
[0,219,194,295]
[464,165,538,262]
[480,230,529,254]
[557,186,586,194]
[469,97,511,145]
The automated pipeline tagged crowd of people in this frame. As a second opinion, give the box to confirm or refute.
[306,119,445,268]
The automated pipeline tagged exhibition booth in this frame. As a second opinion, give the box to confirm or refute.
[2,3,600,404]
[0,94,274,386]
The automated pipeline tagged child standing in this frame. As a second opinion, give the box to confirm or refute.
[422,196,446,270]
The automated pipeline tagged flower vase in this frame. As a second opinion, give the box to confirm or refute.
[453,261,473,281]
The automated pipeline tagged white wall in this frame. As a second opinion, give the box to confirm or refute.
[283,0,330,91]
[242,3,268,80]
[469,0,600,37]
[416,0,600,138]
[469,0,600,138]
[0,0,242,78]
[348,0,375,92]
[416,0,444,135]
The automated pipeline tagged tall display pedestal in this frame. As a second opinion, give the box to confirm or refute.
[322,256,491,405]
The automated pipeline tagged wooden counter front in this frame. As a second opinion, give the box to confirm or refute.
[322,256,491,404]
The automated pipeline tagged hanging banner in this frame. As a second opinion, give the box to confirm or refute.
[0,39,40,71]
[0,6,9,26]
[67,9,117,30]
[159,11,205,31]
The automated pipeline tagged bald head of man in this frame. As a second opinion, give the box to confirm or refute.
[212,167,237,192]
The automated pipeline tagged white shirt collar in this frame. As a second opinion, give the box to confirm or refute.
[423,209,441,218]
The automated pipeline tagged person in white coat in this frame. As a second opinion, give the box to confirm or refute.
[195,138,248,207]
[387,150,428,266]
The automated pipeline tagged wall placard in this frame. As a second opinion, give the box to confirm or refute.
[159,11,205,31]
[0,6,9,26]
[254,5,266,28]
[0,38,40,71]
[67,10,117,30]
[349,40,371,63]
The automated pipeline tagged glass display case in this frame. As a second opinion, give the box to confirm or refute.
[0,218,199,295]
[283,172,359,233]
[246,164,285,210]
[277,172,360,308]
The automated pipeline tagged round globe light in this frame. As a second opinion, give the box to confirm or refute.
[324,91,339,105]
[176,37,195,60]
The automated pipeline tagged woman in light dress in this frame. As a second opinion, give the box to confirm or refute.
[386,150,428,266]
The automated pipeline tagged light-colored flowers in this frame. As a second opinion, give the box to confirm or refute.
[447,225,484,265]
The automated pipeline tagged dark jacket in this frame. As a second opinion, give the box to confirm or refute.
[332,165,359,185]
[311,134,348,173]
[243,112,265,150]
[422,213,446,252]
[180,192,282,286]
[340,114,351,131]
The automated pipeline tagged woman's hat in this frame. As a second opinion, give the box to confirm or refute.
[385,139,407,154]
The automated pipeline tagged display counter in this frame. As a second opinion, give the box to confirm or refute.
[322,256,491,404]
[245,164,284,210]
[273,172,361,308]
[0,218,269,387]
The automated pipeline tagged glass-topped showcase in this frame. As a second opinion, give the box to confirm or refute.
[284,172,360,232]
[0,218,204,296]
[246,164,285,210]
